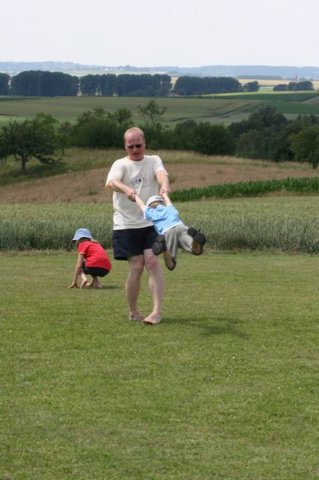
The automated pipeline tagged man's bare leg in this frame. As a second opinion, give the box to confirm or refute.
[127,255,145,320]
[143,249,164,324]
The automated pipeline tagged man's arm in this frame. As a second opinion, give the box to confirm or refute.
[156,170,170,195]
[106,178,136,202]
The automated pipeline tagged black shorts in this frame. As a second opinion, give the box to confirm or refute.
[82,264,110,277]
[112,226,157,260]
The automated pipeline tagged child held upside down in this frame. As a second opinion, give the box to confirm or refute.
[69,228,112,289]
[134,192,206,270]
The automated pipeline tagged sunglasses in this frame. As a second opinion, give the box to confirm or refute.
[126,144,143,150]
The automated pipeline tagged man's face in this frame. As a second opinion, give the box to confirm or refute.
[124,132,145,161]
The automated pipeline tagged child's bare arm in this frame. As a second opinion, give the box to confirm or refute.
[69,253,84,288]
[134,193,146,212]
[162,192,172,206]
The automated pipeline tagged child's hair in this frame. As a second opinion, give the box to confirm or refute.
[77,237,98,243]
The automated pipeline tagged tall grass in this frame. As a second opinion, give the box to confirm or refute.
[2,196,319,252]
[0,204,114,250]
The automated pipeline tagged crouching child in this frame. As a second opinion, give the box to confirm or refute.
[69,228,112,289]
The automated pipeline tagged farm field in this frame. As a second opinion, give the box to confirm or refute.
[0,95,261,126]
[1,90,319,126]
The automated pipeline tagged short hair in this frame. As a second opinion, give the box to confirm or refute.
[124,127,145,143]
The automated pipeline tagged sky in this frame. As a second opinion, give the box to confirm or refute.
[1,0,319,68]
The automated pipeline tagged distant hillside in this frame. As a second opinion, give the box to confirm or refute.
[1,61,319,79]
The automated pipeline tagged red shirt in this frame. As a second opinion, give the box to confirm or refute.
[77,240,112,270]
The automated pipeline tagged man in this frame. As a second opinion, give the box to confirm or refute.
[105,127,170,325]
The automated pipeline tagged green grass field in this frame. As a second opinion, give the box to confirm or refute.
[2,195,319,252]
[1,251,318,479]
[1,91,319,126]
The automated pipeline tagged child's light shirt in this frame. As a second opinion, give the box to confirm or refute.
[144,204,183,234]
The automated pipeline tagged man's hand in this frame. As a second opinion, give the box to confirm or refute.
[127,190,136,202]
[160,186,170,195]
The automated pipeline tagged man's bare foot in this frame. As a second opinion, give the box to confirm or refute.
[80,279,88,289]
[143,313,161,325]
[129,312,146,321]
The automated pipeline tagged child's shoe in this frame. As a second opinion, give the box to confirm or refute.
[187,228,207,255]
[152,235,167,255]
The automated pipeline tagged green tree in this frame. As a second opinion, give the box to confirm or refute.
[80,74,100,95]
[290,126,319,168]
[288,80,314,91]
[138,100,166,130]
[0,114,62,172]
[173,76,241,95]
[0,73,10,95]
[242,81,259,92]
[236,129,267,159]
[172,120,198,150]
[108,108,132,130]
[248,106,287,129]
[10,71,78,96]
[273,84,288,91]
[194,123,235,155]
[70,107,125,148]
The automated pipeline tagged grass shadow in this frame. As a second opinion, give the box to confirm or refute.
[95,285,121,290]
[165,315,249,338]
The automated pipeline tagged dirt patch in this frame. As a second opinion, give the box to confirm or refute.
[0,162,319,203]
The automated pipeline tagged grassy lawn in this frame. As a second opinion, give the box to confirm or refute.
[1,251,318,479]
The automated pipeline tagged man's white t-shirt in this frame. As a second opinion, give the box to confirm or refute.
[106,155,168,230]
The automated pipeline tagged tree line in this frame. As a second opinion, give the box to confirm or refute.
[1,101,319,173]
[0,71,267,97]
[0,70,315,97]
[273,81,314,92]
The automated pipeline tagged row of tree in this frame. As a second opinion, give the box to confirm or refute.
[1,101,319,172]
[273,81,314,91]
[0,71,173,97]
[0,70,248,96]
[0,70,316,97]
[0,71,275,97]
